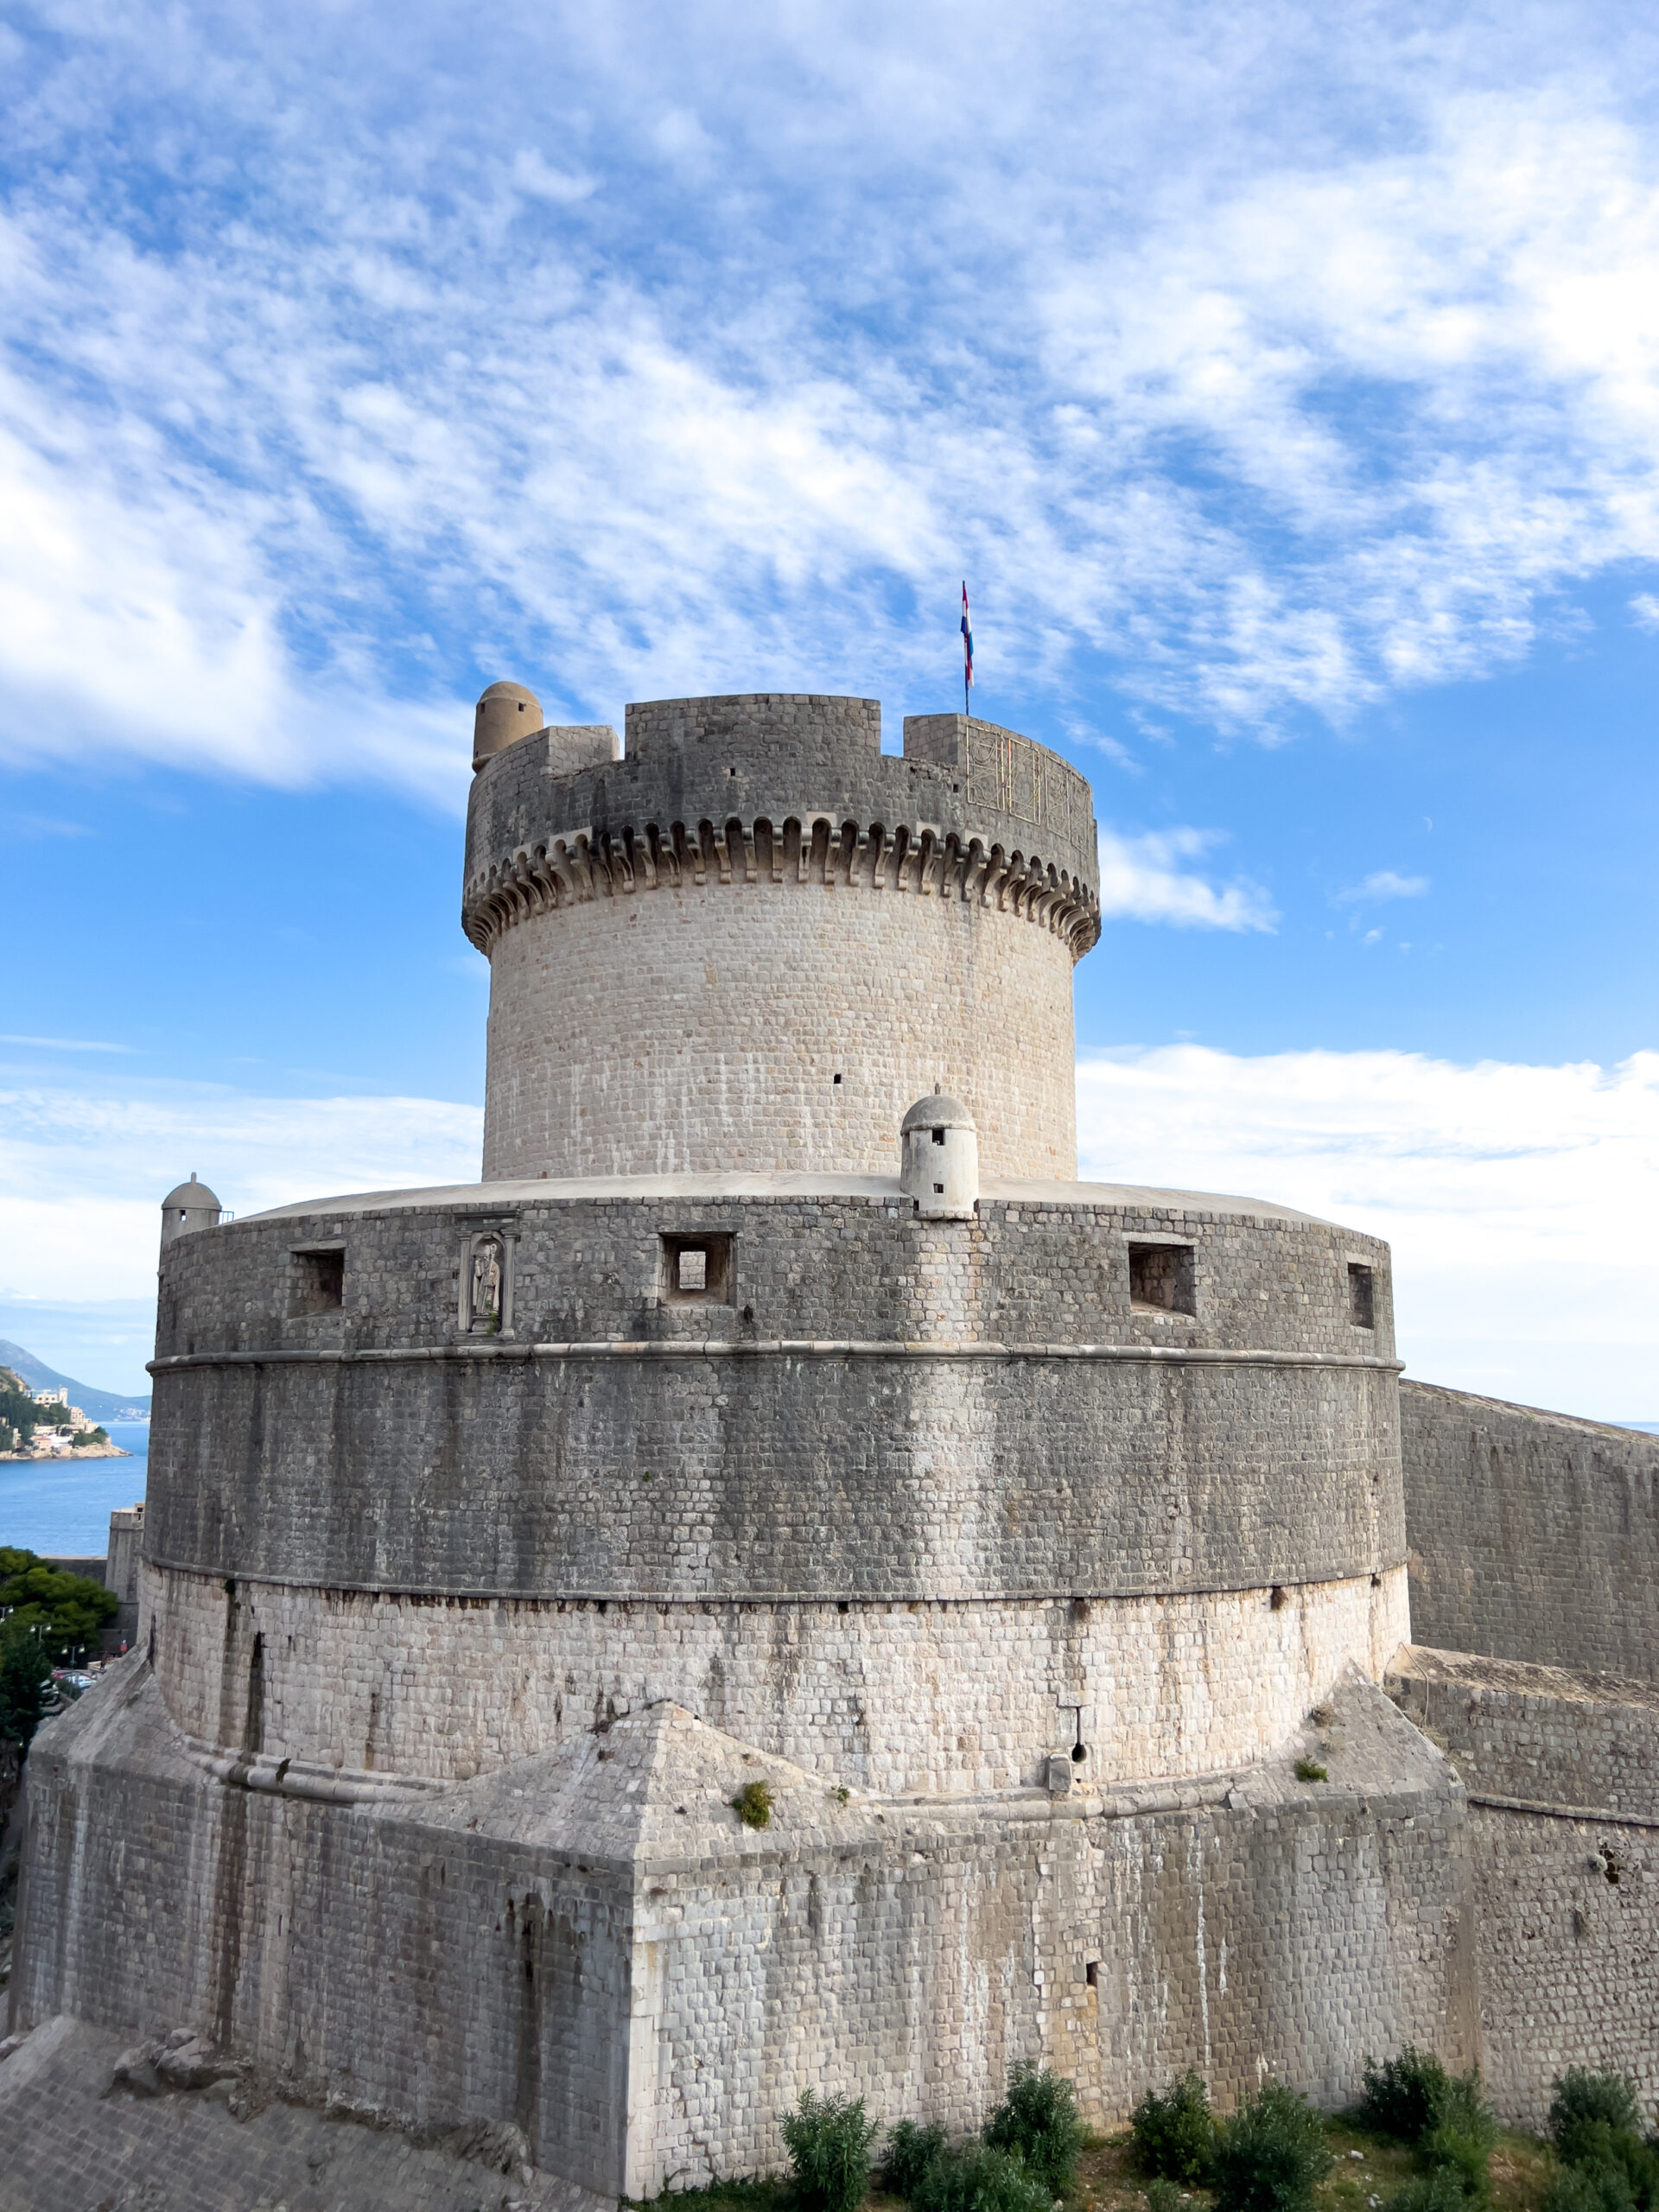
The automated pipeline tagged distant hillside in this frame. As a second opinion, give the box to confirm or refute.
[0,1341,150,1423]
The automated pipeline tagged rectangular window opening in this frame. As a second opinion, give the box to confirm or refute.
[290,1246,344,1315]
[1348,1262,1376,1330]
[661,1231,734,1306]
[1128,1241,1196,1317]
[1084,1960,1099,1989]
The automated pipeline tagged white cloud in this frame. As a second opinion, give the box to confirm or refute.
[1334,871,1430,905]
[1096,825,1276,931]
[0,1035,130,1052]
[510,150,596,205]
[1077,1043,1659,1419]
[0,1084,483,1309]
[4,9,1659,786]
[1630,592,1659,632]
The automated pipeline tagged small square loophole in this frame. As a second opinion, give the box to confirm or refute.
[290,1247,344,1315]
[1348,1262,1376,1329]
[1128,1240,1195,1316]
[661,1232,734,1305]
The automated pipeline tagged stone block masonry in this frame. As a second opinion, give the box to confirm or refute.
[1401,1381,1659,1682]
[16,680,1659,2202]
[1387,1645,1659,2127]
[464,696,1099,1181]
[15,1662,1475,2200]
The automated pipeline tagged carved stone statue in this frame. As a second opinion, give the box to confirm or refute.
[470,1236,503,1328]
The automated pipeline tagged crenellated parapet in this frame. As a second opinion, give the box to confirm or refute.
[465,695,1101,1181]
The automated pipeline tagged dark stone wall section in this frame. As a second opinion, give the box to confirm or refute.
[1401,1380,1659,1682]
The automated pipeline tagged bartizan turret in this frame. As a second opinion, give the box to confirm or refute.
[899,1090,978,1218]
[158,1172,221,1248]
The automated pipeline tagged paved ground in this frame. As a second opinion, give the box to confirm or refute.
[0,2017,618,2212]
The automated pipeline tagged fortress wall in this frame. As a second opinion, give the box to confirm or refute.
[639,1700,1473,2188]
[1465,1807,1659,2130]
[13,1668,633,2196]
[481,874,1079,1181]
[1401,1381,1659,1680]
[141,1560,1409,1791]
[1386,1648,1659,2126]
[143,1347,1402,1602]
[16,1667,1472,2200]
[154,1191,1398,1366]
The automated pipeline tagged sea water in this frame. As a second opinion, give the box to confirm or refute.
[0,1421,149,1557]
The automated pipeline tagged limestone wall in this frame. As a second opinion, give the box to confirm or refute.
[463,696,1099,1181]
[144,1193,1401,1597]
[155,1185,1398,1364]
[14,1667,632,2197]
[1401,1380,1659,1681]
[142,1559,1409,1789]
[1387,1647,1659,2126]
[481,870,1081,1181]
[15,1665,1473,2201]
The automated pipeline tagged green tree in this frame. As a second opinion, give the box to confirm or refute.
[0,1367,36,1452]
[0,1618,54,1750]
[0,1548,118,1661]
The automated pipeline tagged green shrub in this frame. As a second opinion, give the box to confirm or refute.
[1146,2181,1184,2212]
[1294,1759,1328,1783]
[782,2091,879,2212]
[1552,2077,1645,2153]
[884,2121,949,2200]
[1421,2117,1497,2207]
[1543,2163,1638,2212]
[1548,2074,1659,2212]
[1551,2125,1659,2212]
[1359,2048,1496,2207]
[731,1780,773,1830]
[1361,2049,1461,2144]
[1132,2072,1216,2183]
[912,2143,1052,2212]
[1210,2082,1333,2212]
[1383,2171,1478,2212]
[983,2063,1085,2195]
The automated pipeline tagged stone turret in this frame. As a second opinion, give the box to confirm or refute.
[899,1090,978,1217]
[159,1173,221,1247]
[464,690,1100,1182]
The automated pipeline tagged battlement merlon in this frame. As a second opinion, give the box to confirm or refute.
[462,692,1101,958]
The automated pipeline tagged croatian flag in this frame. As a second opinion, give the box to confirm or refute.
[961,582,974,703]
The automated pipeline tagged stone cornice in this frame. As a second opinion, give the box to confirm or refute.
[461,810,1102,960]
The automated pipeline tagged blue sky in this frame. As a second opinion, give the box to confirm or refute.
[3,0,1658,1414]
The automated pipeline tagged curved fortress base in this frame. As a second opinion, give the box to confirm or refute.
[10,693,1659,2205]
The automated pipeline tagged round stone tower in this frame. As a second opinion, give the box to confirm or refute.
[463,693,1101,1181]
[16,676,1447,2211]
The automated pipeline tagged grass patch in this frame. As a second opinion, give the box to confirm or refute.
[626,2177,794,2212]
[1064,2118,1552,2212]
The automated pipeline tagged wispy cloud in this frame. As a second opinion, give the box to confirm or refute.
[1097,825,1276,931]
[0,1034,131,1053]
[0,1084,483,1305]
[1630,593,1659,632]
[4,7,1659,794]
[1077,1043,1659,1417]
[1334,870,1430,905]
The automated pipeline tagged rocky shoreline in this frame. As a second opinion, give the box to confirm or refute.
[0,1443,132,1462]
